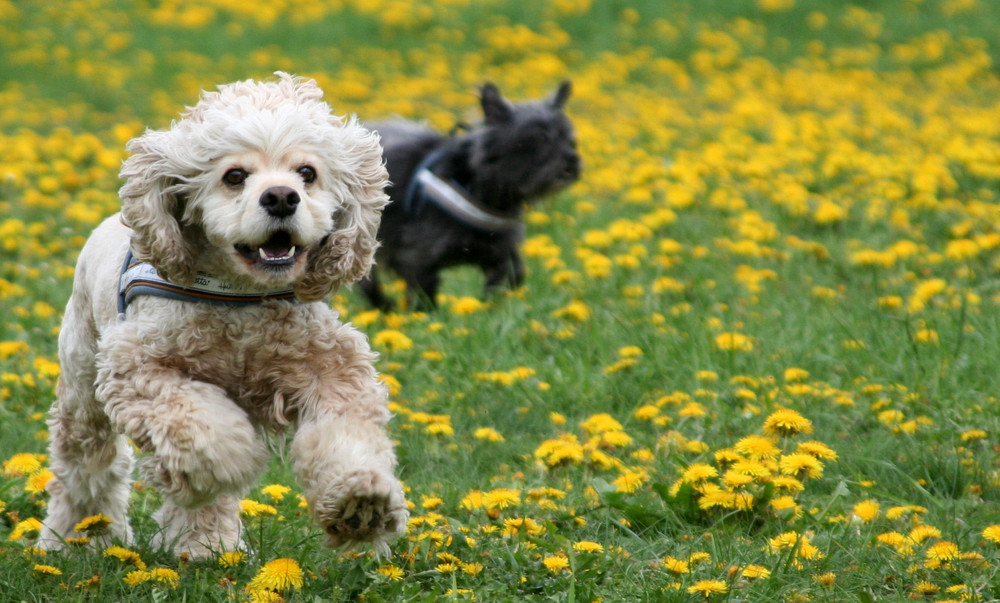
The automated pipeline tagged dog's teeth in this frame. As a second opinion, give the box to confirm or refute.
[258,247,267,260]
[289,246,296,257]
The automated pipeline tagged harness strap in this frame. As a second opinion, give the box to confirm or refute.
[402,149,520,232]
[117,249,297,317]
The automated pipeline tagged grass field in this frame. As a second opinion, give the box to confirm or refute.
[3,0,1000,600]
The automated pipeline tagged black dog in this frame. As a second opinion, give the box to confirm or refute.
[360,81,581,310]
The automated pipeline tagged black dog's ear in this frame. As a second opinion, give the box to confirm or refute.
[480,82,514,124]
[548,80,572,109]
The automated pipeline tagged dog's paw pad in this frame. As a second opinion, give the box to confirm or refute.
[323,472,407,548]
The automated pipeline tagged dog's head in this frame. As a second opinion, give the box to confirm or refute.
[468,80,581,206]
[119,72,388,302]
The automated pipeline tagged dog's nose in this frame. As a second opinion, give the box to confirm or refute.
[260,186,300,218]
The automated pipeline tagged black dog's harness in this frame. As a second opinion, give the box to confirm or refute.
[117,249,297,317]
[402,148,521,233]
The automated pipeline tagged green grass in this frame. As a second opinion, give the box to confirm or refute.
[3,0,1000,600]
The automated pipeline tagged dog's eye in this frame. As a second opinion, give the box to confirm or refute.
[297,166,317,184]
[223,168,248,187]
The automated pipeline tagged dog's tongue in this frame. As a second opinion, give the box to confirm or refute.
[258,232,294,261]
[261,242,293,259]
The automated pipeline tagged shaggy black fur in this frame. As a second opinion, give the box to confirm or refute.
[360,81,581,310]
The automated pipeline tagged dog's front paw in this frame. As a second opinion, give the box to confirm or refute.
[318,470,408,554]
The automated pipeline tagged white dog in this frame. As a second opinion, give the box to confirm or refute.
[38,72,408,558]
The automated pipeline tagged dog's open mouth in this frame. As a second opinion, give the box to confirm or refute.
[234,230,303,268]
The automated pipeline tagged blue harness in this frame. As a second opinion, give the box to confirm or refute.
[402,149,520,232]
[117,249,297,317]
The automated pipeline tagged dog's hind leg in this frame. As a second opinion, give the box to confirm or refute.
[39,297,135,550]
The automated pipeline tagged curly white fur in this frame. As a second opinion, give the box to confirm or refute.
[38,72,407,559]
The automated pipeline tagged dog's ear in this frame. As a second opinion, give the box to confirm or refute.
[118,129,199,286]
[293,124,389,303]
[548,80,572,109]
[480,82,514,125]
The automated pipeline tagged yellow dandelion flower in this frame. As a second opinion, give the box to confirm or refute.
[982,525,1000,543]
[698,489,736,511]
[482,488,521,510]
[420,496,444,510]
[687,579,728,597]
[421,349,445,361]
[812,572,836,586]
[960,429,987,442]
[909,525,942,542]
[104,545,146,570]
[461,562,484,576]
[219,551,246,568]
[459,490,485,511]
[25,469,54,495]
[3,452,45,476]
[662,556,690,573]
[502,517,545,536]
[240,499,278,517]
[885,505,926,520]
[0,341,30,361]
[573,540,604,554]
[473,427,505,442]
[769,531,799,551]
[741,564,771,579]
[795,440,838,460]
[553,300,591,321]
[634,404,659,420]
[733,434,780,460]
[876,531,914,554]
[450,296,487,315]
[580,413,624,434]
[74,514,112,534]
[714,332,753,352]
[723,470,754,489]
[603,357,637,374]
[763,409,813,436]
[778,453,824,479]
[543,554,570,573]
[260,484,291,502]
[122,570,149,587]
[32,564,61,576]
[601,430,632,447]
[377,565,404,581]
[926,541,960,561]
[247,558,304,593]
[145,568,180,588]
[771,475,805,492]
[681,463,719,483]
[612,469,648,493]
[771,495,800,514]
[10,517,43,541]
[678,401,707,417]
[853,499,880,523]
[534,435,585,466]
[372,329,413,351]
[730,459,770,478]
[65,537,91,546]
[436,562,458,574]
